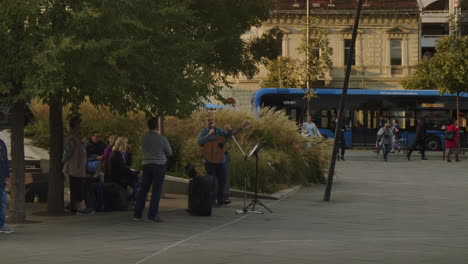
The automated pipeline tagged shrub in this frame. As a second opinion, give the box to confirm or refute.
[26,101,332,193]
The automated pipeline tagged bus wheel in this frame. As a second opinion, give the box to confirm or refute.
[425,137,441,151]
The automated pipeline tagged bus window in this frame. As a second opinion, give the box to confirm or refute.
[382,111,407,129]
[354,110,364,128]
[418,109,449,129]
[321,109,329,128]
[290,108,297,122]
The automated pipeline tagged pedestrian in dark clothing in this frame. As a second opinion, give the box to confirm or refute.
[86,131,107,159]
[407,118,427,160]
[109,137,139,188]
[0,138,14,233]
[378,116,386,129]
[336,125,346,161]
[133,118,172,222]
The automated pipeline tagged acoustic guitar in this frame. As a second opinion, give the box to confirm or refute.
[201,121,250,164]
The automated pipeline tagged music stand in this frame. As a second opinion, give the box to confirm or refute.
[236,142,272,214]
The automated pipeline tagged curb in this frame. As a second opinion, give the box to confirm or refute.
[164,175,300,201]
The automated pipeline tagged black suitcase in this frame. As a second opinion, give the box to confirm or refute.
[188,175,213,216]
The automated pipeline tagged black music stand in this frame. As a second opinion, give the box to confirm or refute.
[236,142,272,214]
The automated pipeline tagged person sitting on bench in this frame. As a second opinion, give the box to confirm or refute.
[109,137,139,189]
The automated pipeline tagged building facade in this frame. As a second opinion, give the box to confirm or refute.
[219,0,467,112]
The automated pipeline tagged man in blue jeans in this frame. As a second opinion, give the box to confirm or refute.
[0,138,14,233]
[133,118,172,222]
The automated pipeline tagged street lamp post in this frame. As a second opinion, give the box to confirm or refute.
[306,0,310,96]
[324,0,364,201]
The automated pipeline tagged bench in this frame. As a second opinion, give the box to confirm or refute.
[8,159,49,202]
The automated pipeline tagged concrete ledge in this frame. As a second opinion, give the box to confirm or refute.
[164,175,300,200]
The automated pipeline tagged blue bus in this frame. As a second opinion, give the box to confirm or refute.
[253,88,468,150]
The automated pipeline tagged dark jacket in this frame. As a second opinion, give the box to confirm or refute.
[86,140,106,157]
[0,139,9,189]
[415,122,427,141]
[109,150,133,187]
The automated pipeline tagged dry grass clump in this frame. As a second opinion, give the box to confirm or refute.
[26,101,332,193]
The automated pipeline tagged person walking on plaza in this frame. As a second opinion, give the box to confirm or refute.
[407,118,427,160]
[375,116,387,155]
[377,123,392,161]
[198,115,232,207]
[336,125,346,161]
[133,117,172,222]
[302,115,322,137]
[391,119,401,153]
[0,138,14,233]
[62,117,95,215]
[445,120,460,162]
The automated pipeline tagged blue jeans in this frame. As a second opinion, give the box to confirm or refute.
[133,164,166,220]
[381,144,390,160]
[0,187,7,227]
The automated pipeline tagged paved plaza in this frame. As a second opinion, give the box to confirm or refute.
[1,150,468,264]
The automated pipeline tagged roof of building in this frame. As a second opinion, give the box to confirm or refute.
[273,0,420,10]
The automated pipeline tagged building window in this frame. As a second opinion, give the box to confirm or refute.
[390,39,402,66]
[344,39,355,66]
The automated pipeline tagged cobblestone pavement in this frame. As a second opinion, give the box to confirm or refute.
[1,150,468,264]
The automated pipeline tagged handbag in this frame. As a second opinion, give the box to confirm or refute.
[444,131,455,141]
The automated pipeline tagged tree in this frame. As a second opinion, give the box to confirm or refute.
[0,0,44,222]
[298,20,333,114]
[24,0,277,213]
[261,19,333,114]
[403,36,468,124]
[260,57,303,88]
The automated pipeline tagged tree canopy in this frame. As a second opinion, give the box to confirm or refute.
[402,35,468,95]
[0,0,277,217]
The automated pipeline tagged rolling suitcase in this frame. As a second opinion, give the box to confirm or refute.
[188,175,213,216]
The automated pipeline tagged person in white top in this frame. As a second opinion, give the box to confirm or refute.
[302,115,322,137]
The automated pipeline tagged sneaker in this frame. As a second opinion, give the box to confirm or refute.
[76,208,95,216]
[132,217,142,221]
[0,225,15,234]
[421,157,428,160]
[222,199,232,205]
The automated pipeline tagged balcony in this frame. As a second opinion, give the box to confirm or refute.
[421,35,444,47]
[421,10,449,23]
[391,67,403,76]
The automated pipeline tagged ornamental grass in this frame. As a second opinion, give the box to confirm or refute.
[26,100,332,193]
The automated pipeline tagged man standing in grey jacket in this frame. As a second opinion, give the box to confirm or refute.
[133,117,172,222]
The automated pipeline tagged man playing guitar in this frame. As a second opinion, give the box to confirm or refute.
[198,115,232,206]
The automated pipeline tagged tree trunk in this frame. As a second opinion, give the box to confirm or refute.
[9,99,26,223]
[48,95,64,213]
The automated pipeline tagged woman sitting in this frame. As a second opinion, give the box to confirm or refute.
[109,137,139,188]
[102,135,118,181]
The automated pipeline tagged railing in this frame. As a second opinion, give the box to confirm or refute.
[391,67,403,75]
[422,10,449,14]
